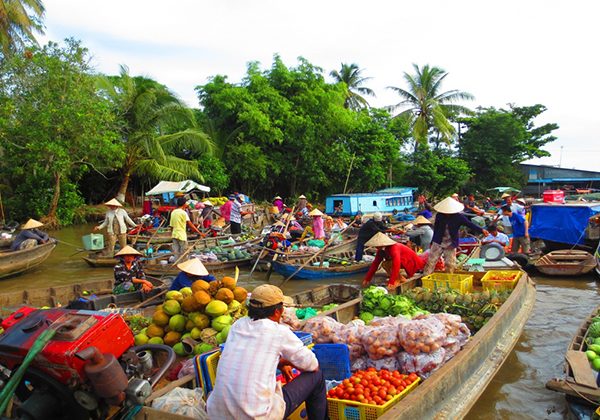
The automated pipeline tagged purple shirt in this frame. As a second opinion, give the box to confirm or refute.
[432,213,484,248]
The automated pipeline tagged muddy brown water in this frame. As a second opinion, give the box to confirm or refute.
[1,225,599,418]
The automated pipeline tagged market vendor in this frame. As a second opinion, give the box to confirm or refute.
[463,194,484,216]
[296,194,310,219]
[94,198,138,256]
[170,197,203,258]
[406,215,434,251]
[273,195,284,213]
[355,212,387,261]
[309,209,325,239]
[362,232,426,290]
[501,205,530,253]
[423,197,489,275]
[494,194,525,234]
[207,284,327,420]
[113,246,153,294]
[10,219,51,251]
[482,223,509,247]
[230,194,252,235]
[200,200,214,229]
[169,257,216,290]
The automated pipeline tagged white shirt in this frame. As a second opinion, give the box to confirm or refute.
[230,200,242,224]
[482,232,510,246]
[207,317,318,420]
[97,208,137,234]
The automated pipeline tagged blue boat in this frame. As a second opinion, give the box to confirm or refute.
[325,187,416,216]
[271,260,371,280]
[529,202,600,247]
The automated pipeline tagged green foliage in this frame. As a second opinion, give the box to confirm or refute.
[0,39,122,224]
[195,154,229,195]
[388,64,473,148]
[0,0,45,57]
[329,63,375,110]
[458,105,558,192]
[197,56,403,199]
[399,147,471,198]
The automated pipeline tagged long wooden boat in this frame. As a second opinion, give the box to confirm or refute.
[290,283,361,307]
[272,250,371,280]
[143,254,254,276]
[546,305,600,404]
[534,250,596,276]
[310,271,536,419]
[0,241,56,279]
[0,276,168,316]
[82,251,119,267]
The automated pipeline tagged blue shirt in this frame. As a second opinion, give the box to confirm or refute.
[418,209,432,219]
[509,212,527,238]
[170,271,216,290]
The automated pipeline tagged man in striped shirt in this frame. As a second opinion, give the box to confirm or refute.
[207,285,327,419]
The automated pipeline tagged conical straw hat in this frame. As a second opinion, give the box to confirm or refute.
[273,221,285,227]
[114,245,142,257]
[434,197,465,214]
[104,198,123,207]
[309,209,323,217]
[177,257,209,276]
[501,193,511,199]
[414,216,432,225]
[298,195,306,199]
[202,200,213,206]
[21,219,43,230]
[365,232,396,248]
[274,196,282,200]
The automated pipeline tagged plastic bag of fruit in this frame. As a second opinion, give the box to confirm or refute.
[350,355,368,372]
[367,356,399,371]
[360,325,402,360]
[281,307,302,330]
[334,323,366,361]
[430,313,462,336]
[397,348,446,378]
[369,315,410,328]
[302,316,343,344]
[398,316,446,355]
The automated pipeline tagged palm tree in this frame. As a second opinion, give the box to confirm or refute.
[98,66,214,201]
[0,0,45,56]
[388,64,473,147]
[330,63,375,110]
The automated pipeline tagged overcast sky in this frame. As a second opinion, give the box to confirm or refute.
[40,0,599,171]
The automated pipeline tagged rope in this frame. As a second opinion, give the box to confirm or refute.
[564,380,600,405]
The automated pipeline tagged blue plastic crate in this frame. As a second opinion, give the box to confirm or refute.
[313,344,351,381]
[293,331,313,346]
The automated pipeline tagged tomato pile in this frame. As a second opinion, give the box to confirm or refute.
[485,273,518,281]
[327,368,419,406]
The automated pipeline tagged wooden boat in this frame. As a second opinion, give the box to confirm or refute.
[289,283,361,307]
[534,250,596,276]
[595,241,600,277]
[0,276,169,316]
[0,236,13,248]
[546,305,600,404]
[0,241,56,279]
[82,251,119,267]
[143,253,254,276]
[272,250,371,280]
[309,271,536,419]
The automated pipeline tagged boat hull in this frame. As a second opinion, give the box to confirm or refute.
[272,261,370,280]
[82,252,119,267]
[535,250,596,276]
[0,242,56,279]
[144,257,253,276]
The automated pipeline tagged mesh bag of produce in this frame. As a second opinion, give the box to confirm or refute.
[398,316,446,355]
[302,316,343,344]
[350,355,369,372]
[397,348,446,378]
[334,323,366,361]
[430,313,462,336]
[360,325,402,360]
[281,307,302,330]
[370,315,410,328]
[367,356,399,371]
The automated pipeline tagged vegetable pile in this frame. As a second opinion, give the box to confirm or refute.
[403,287,510,332]
[585,316,600,371]
[132,277,248,356]
[360,286,427,320]
[327,368,419,406]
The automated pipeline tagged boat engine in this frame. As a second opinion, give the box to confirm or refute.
[0,307,175,420]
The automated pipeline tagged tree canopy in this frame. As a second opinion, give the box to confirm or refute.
[330,63,375,110]
[0,0,45,57]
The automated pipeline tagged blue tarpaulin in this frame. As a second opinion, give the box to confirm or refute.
[529,204,600,245]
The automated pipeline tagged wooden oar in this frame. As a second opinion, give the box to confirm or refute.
[131,289,168,309]
[144,219,166,250]
[279,219,357,287]
[130,223,144,246]
[265,206,296,282]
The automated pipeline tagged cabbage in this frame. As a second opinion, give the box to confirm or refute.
[359,312,374,324]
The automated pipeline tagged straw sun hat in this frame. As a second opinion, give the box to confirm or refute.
[501,193,511,199]
[365,232,396,248]
[21,219,44,230]
[114,245,142,257]
[177,257,209,276]
[434,197,465,214]
[104,198,123,207]
[298,195,306,199]
[413,216,432,225]
[309,209,323,217]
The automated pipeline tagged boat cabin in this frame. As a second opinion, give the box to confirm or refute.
[325,187,416,216]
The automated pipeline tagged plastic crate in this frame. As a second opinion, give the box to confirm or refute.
[327,377,420,420]
[313,344,351,381]
[293,331,313,346]
[421,273,473,293]
[481,270,521,291]
[82,233,104,250]
[288,402,308,420]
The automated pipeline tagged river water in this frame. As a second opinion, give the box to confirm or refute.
[1,225,598,419]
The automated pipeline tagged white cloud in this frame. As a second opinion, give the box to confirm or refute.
[39,0,600,170]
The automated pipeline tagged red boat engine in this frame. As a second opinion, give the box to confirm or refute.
[0,307,175,420]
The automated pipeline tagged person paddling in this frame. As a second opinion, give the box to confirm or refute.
[113,246,153,294]
[94,198,138,256]
[10,219,51,251]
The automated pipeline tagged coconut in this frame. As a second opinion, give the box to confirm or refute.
[163,331,182,347]
[162,300,181,316]
[182,295,200,313]
[152,310,170,327]
[191,280,210,294]
[205,300,228,317]
[168,314,186,332]
[215,288,234,304]
[146,324,164,338]
[148,337,164,345]
[222,276,236,290]
[165,290,184,303]
[233,287,248,303]
[194,290,211,306]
